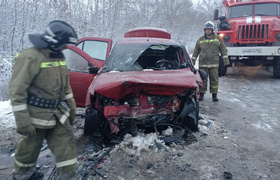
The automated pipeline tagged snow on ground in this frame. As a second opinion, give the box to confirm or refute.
[115,133,167,156]
[0,100,15,129]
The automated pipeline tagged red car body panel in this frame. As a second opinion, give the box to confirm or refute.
[65,38,112,107]
[69,72,97,107]
[124,28,171,39]
[89,69,199,100]
[117,37,180,45]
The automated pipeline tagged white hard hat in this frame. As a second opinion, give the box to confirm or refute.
[204,21,215,31]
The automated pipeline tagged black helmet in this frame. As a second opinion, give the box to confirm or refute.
[29,20,78,51]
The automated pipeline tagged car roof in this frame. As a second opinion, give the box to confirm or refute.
[116,37,182,46]
[118,27,182,46]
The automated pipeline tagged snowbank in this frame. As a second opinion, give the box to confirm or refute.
[0,100,15,128]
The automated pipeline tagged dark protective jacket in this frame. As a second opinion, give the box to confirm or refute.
[192,34,229,68]
[9,47,76,129]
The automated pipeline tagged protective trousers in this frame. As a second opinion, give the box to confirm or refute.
[199,67,219,94]
[12,120,78,180]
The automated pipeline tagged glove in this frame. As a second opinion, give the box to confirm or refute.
[223,59,230,66]
[224,61,230,66]
[69,109,76,125]
[16,125,36,136]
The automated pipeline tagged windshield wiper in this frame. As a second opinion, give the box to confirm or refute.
[255,14,271,16]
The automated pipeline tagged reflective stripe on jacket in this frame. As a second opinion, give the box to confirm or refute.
[9,47,76,129]
[192,34,229,68]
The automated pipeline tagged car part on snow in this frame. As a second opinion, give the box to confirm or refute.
[84,108,102,136]
[84,147,114,177]
[223,171,233,179]
[157,123,185,144]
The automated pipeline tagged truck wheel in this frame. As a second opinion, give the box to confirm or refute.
[218,56,227,77]
[84,109,101,136]
[273,57,280,78]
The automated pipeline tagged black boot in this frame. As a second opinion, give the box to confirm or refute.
[7,171,44,180]
[212,94,218,102]
[27,171,44,180]
[199,93,204,101]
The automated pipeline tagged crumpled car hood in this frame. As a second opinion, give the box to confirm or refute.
[89,68,199,99]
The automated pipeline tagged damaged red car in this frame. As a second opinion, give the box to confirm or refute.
[64,28,204,143]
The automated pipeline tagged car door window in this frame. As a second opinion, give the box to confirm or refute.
[77,40,109,61]
[63,49,89,73]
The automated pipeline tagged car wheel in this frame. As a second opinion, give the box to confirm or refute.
[84,109,101,136]
[218,56,227,77]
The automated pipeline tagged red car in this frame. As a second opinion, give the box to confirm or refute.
[64,28,204,143]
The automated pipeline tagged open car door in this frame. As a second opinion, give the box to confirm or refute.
[63,37,112,107]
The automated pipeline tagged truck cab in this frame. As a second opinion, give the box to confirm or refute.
[214,0,280,78]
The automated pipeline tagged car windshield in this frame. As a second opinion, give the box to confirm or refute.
[229,4,252,18]
[103,43,187,72]
[255,3,279,16]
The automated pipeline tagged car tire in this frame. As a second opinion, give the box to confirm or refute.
[218,56,227,77]
[273,57,280,78]
[84,109,101,136]
[182,99,199,132]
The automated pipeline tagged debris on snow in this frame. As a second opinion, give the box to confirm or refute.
[162,127,173,136]
[223,171,233,179]
[198,119,208,126]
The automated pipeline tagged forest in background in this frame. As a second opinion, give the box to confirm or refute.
[0,0,223,100]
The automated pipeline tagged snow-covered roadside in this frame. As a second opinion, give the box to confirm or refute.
[0,100,15,129]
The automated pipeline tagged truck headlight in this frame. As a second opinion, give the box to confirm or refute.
[224,35,230,42]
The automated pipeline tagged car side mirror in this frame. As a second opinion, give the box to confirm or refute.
[88,66,99,74]
[218,16,227,21]
[198,69,207,80]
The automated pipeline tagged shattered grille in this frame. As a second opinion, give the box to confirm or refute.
[238,24,269,40]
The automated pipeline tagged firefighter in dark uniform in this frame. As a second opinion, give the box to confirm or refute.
[9,20,79,180]
[192,21,229,102]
